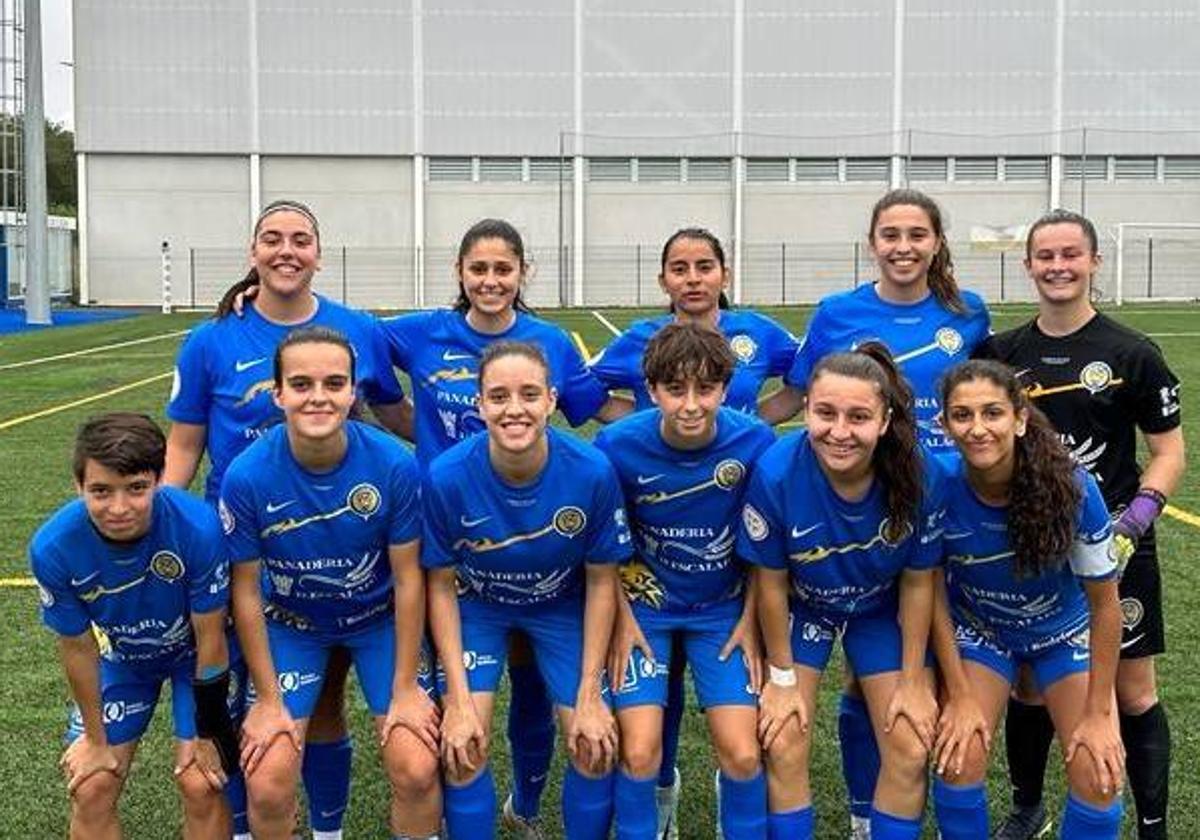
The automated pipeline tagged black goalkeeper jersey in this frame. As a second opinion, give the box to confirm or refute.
[975,313,1180,509]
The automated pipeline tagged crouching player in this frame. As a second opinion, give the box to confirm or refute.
[594,322,775,839]
[30,412,238,839]
[220,326,440,840]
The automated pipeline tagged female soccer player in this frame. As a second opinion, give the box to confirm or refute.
[165,199,406,840]
[739,343,943,840]
[221,327,439,840]
[929,359,1125,839]
[978,210,1184,840]
[595,322,775,840]
[422,340,630,840]
[30,413,236,839]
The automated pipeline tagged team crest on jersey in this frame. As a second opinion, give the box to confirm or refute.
[728,334,757,363]
[1121,597,1144,630]
[935,328,963,355]
[348,483,382,519]
[1079,361,1114,393]
[619,561,666,609]
[553,506,587,537]
[150,551,185,582]
[742,504,769,541]
[218,498,235,535]
[713,459,746,490]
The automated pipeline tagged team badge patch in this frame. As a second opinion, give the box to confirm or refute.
[348,483,382,519]
[742,504,769,541]
[553,506,587,537]
[713,459,746,490]
[150,550,185,582]
[1080,361,1114,393]
[935,327,964,355]
[218,498,235,535]
[1120,597,1144,630]
[729,334,757,363]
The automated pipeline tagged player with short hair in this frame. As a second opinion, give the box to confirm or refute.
[977,210,1184,840]
[595,322,775,839]
[30,412,238,840]
[220,326,438,840]
[422,340,630,840]
[929,359,1125,840]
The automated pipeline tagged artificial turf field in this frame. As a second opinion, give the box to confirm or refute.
[1,303,1198,838]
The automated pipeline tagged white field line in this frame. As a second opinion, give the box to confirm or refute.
[590,310,622,337]
[0,330,187,371]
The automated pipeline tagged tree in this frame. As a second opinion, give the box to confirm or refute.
[45,120,75,216]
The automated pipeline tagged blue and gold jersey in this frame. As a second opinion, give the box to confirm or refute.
[421,427,632,606]
[29,486,228,669]
[736,431,945,620]
[942,460,1115,654]
[595,407,775,612]
[590,310,799,413]
[785,285,990,451]
[382,309,608,467]
[167,296,404,502]
[220,421,420,634]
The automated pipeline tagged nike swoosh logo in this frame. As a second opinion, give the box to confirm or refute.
[636,474,664,485]
[442,350,474,362]
[266,500,296,514]
[1142,817,1163,825]
[69,571,100,587]
[791,523,821,539]
[235,357,267,373]
[461,515,491,527]
[1121,633,1145,650]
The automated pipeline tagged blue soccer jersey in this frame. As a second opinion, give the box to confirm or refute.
[421,427,632,605]
[736,431,945,620]
[167,296,404,501]
[220,420,421,634]
[591,310,799,413]
[941,461,1115,655]
[785,285,990,451]
[30,486,228,668]
[382,309,608,466]
[594,407,775,612]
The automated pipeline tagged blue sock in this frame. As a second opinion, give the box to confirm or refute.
[225,770,249,836]
[443,765,497,839]
[838,693,879,820]
[507,660,556,819]
[657,660,686,788]
[768,805,814,840]
[562,765,614,840]
[718,769,767,840]
[870,807,922,840]
[1061,793,1122,840]
[614,769,657,839]
[932,777,988,840]
[303,736,353,832]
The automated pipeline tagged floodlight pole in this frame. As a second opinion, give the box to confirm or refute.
[23,0,48,324]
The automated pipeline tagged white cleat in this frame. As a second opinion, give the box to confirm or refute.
[655,766,681,840]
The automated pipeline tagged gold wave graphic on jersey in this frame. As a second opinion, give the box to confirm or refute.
[234,379,274,408]
[1026,378,1123,400]
[789,519,911,565]
[79,574,148,603]
[261,505,355,538]
[454,523,555,554]
[427,367,476,384]
[619,560,666,608]
[948,549,1014,566]
[637,478,717,506]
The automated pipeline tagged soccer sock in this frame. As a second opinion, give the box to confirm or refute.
[507,660,556,819]
[1121,703,1171,840]
[442,765,497,838]
[614,768,658,839]
[1004,697,1055,808]
[932,777,988,840]
[303,736,353,833]
[225,770,250,839]
[314,831,343,840]
[838,693,879,820]
[718,768,767,840]
[1060,793,1122,840]
[657,660,686,788]
[767,805,814,840]
[562,765,615,840]
[870,807,923,840]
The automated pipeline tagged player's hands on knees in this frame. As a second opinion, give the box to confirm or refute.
[933,692,991,778]
[60,735,123,794]
[232,284,259,317]
[1066,710,1126,797]
[757,674,808,749]
[239,698,300,777]
[607,603,653,694]
[382,683,441,755]
[568,692,617,774]
[884,675,938,752]
[720,609,764,693]
[177,738,228,791]
[440,695,487,779]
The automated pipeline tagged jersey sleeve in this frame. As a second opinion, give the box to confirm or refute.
[764,318,802,377]
[785,305,832,389]
[218,465,263,565]
[386,450,422,546]
[552,332,609,426]
[590,331,642,391]
[909,461,947,570]
[1069,472,1117,580]
[1129,339,1181,435]
[357,314,405,406]
[379,311,426,372]
[166,326,213,424]
[736,462,789,570]
[29,540,92,637]
[583,462,633,565]
[187,505,230,615]
[419,476,458,570]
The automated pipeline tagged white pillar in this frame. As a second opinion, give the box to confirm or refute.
[1049,0,1065,209]
[889,0,906,190]
[412,0,425,308]
[77,152,88,304]
[731,0,745,305]
[571,0,585,307]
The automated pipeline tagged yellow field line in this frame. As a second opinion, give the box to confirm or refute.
[0,577,33,587]
[1164,504,1200,529]
[571,330,592,361]
[0,371,173,431]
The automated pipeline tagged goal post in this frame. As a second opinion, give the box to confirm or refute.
[1114,222,1200,306]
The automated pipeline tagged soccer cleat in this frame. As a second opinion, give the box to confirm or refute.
[849,814,871,840]
[655,766,681,840]
[991,802,1052,840]
[502,793,547,840]
[714,769,724,840]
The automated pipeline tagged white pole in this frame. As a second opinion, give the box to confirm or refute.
[889,0,905,190]
[23,0,49,324]
[77,152,88,304]
[571,0,584,307]
[731,0,744,305]
[161,240,172,314]
[411,0,424,309]
[1049,0,1065,209]
[1115,224,1125,307]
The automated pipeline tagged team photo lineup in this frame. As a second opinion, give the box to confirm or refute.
[24,190,1184,840]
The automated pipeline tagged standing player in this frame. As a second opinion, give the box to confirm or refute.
[30,412,238,839]
[739,344,944,840]
[929,359,1125,839]
[220,327,439,840]
[978,210,1184,840]
[422,340,630,840]
[165,199,407,840]
[595,322,775,840]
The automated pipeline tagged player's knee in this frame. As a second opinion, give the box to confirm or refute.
[1115,675,1158,716]
[175,766,223,813]
[937,735,988,785]
[384,734,440,799]
[715,737,761,780]
[879,723,929,781]
[246,746,299,820]
[70,770,122,817]
[764,718,810,779]
[1066,757,1120,809]
[620,736,662,779]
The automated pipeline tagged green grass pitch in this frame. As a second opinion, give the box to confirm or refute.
[1,304,1198,838]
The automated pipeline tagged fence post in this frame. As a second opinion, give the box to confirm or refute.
[780,242,787,303]
[636,243,642,306]
[160,241,172,314]
[999,251,1006,302]
[189,247,196,309]
[1147,236,1154,299]
[341,246,348,304]
[853,241,860,288]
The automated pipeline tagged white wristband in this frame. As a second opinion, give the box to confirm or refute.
[768,664,797,687]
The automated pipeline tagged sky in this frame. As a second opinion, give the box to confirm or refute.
[40,0,72,128]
